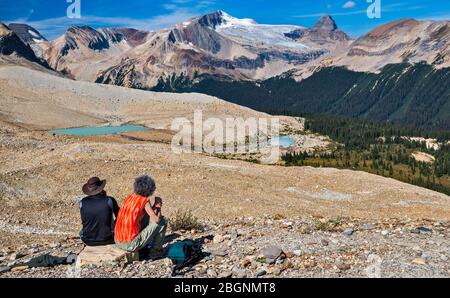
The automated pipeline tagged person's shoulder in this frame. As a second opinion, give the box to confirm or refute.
[80,196,91,202]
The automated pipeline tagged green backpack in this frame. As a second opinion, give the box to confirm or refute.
[167,240,203,275]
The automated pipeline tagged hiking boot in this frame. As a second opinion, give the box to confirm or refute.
[138,246,151,260]
[148,248,166,260]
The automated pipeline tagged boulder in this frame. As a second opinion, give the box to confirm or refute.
[343,228,354,236]
[77,245,139,266]
[261,245,283,263]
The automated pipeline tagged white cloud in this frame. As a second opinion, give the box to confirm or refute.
[294,9,367,18]
[294,2,427,19]
[342,1,356,9]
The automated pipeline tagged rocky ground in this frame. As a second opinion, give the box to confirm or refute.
[0,216,448,278]
[0,65,449,278]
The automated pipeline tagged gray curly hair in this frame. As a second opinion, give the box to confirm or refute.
[134,175,156,197]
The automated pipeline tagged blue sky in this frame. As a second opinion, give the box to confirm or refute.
[1,0,450,39]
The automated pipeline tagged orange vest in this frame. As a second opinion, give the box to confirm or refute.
[114,194,149,242]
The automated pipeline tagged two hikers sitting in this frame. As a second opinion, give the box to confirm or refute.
[79,175,167,259]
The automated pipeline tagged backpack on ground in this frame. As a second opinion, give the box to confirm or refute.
[167,240,203,275]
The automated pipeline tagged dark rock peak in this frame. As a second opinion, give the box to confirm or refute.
[0,22,50,68]
[61,26,110,54]
[197,10,226,29]
[312,15,338,31]
[8,23,47,45]
[102,28,149,46]
[285,15,349,42]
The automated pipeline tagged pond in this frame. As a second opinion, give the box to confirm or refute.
[49,125,151,136]
[269,136,296,148]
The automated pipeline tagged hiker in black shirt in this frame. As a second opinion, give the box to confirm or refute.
[79,177,120,246]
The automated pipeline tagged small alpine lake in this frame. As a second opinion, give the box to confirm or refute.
[49,125,151,136]
[269,136,296,148]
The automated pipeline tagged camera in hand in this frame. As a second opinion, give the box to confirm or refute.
[153,197,162,214]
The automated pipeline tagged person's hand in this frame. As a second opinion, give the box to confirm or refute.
[154,196,163,209]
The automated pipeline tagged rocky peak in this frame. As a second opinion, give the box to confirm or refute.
[61,26,110,54]
[285,15,349,42]
[312,15,338,31]
[8,23,47,46]
[0,22,49,67]
[101,28,149,46]
[197,10,226,29]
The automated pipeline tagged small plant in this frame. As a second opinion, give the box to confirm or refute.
[169,209,203,231]
[315,217,343,232]
[256,256,266,263]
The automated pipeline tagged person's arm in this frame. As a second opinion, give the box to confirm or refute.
[144,202,161,224]
[110,197,120,218]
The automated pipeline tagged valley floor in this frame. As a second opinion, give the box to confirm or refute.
[0,65,448,278]
[0,119,449,277]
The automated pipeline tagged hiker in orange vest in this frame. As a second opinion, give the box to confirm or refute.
[114,175,167,259]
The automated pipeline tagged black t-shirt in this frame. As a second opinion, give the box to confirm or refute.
[79,194,120,246]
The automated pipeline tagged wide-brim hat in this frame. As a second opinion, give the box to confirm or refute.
[82,177,106,196]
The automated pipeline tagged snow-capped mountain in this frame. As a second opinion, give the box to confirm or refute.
[35,11,345,88]
[3,11,448,91]
[215,11,309,49]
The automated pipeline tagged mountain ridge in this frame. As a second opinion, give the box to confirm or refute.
[0,12,449,130]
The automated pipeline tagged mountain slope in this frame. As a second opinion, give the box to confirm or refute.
[329,18,450,73]
[0,22,50,69]
[38,25,148,80]
[153,63,450,130]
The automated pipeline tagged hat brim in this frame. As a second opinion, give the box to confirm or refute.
[82,179,106,196]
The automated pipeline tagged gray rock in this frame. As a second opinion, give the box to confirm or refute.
[261,245,283,260]
[343,228,354,236]
[210,249,228,257]
[218,271,232,278]
[411,227,432,234]
[293,250,302,256]
[360,223,375,230]
[0,266,11,273]
[232,267,247,278]
[302,248,314,255]
[207,269,217,278]
[256,268,267,277]
[271,266,282,276]
[421,253,432,262]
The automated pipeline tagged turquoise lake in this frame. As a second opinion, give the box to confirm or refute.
[49,125,150,136]
[269,136,296,148]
